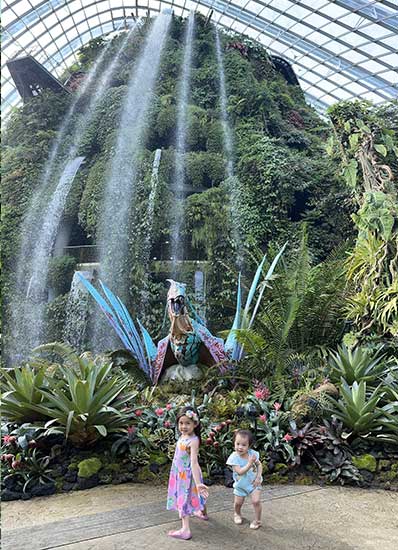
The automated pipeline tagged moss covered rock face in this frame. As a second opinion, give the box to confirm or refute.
[352,454,377,473]
[77,457,102,478]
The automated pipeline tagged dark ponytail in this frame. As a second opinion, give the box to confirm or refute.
[176,406,202,444]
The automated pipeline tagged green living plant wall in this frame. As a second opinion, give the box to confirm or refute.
[327,100,398,345]
[2,13,353,349]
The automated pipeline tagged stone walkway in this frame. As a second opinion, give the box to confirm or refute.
[2,483,398,550]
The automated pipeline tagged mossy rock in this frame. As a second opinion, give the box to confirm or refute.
[55,479,64,491]
[378,470,398,482]
[275,463,289,474]
[378,460,391,471]
[104,463,121,473]
[78,457,102,479]
[352,454,377,473]
[294,475,314,486]
[265,473,289,484]
[137,465,157,482]
[149,452,169,466]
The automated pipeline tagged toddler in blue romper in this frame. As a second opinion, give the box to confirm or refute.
[226,429,263,529]
[226,448,262,496]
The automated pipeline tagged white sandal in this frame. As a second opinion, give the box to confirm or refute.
[250,520,262,530]
[234,514,243,525]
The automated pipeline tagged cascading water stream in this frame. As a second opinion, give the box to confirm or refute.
[8,24,139,362]
[215,28,243,267]
[93,13,171,350]
[140,149,162,309]
[144,148,163,263]
[215,28,234,179]
[97,14,171,296]
[63,271,90,352]
[170,12,196,276]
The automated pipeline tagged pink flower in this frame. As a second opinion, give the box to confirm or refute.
[283,434,293,442]
[273,402,282,411]
[11,459,22,469]
[2,435,16,445]
[254,388,271,400]
[253,381,271,400]
[166,403,173,410]
[127,426,136,435]
[135,409,143,417]
[259,414,267,423]
[155,408,164,416]
[164,421,171,428]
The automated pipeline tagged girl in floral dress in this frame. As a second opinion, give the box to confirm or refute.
[167,406,209,540]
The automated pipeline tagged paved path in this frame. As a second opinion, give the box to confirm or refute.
[2,484,398,550]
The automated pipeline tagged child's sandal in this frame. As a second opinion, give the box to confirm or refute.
[194,511,209,521]
[234,514,243,525]
[249,520,262,530]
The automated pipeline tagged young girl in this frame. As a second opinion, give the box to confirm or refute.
[166,406,209,540]
[226,429,263,529]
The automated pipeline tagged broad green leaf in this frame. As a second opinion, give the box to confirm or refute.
[374,144,387,157]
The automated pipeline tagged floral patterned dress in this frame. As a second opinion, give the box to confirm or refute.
[167,435,205,517]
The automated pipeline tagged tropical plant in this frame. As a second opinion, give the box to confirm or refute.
[1,429,54,494]
[288,420,327,466]
[327,344,388,385]
[313,418,361,485]
[28,346,132,446]
[1,365,49,422]
[327,380,385,436]
[318,447,361,485]
[327,100,398,340]
[201,420,235,477]
[234,228,347,378]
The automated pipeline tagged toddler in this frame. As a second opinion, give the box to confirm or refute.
[226,429,263,529]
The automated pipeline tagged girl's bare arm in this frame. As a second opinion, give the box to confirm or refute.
[189,439,209,498]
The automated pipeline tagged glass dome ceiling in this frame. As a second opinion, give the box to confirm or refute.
[2,0,397,116]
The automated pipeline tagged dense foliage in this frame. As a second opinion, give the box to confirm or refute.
[2,14,354,343]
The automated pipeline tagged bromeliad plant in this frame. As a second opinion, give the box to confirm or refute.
[314,419,361,485]
[287,420,327,466]
[1,365,49,422]
[26,345,133,446]
[327,379,386,437]
[328,344,388,385]
[255,409,295,463]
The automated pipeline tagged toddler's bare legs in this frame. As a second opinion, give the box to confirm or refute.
[234,496,245,524]
[250,490,262,529]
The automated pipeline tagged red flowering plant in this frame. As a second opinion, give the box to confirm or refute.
[110,423,152,458]
[287,420,328,466]
[241,401,296,464]
[1,424,54,495]
[200,419,235,478]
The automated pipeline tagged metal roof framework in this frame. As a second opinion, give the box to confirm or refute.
[2,0,397,116]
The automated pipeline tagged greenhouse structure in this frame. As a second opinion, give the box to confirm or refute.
[1,2,398,548]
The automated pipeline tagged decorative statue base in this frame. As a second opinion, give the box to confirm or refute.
[162,363,204,382]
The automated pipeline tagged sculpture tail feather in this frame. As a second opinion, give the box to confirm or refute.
[77,274,153,380]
